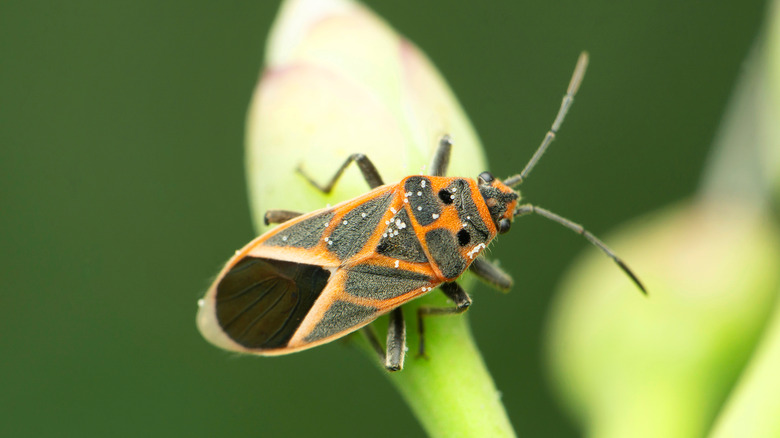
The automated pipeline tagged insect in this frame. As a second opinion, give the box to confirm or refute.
[196,52,645,371]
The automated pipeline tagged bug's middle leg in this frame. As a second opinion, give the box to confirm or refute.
[416,281,472,359]
[297,153,384,193]
[361,307,406,372]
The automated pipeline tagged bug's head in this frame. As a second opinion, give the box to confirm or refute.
[477,171,519,234]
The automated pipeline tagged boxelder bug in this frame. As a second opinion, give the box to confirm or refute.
[197,52,645,371]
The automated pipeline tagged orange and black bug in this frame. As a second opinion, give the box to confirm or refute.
[196,52,645,371]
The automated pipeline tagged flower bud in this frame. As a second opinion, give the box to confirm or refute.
[546,199,780,438]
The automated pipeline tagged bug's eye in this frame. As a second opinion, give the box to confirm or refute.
[456,229,471,246]
[478,171,494,185]
[438,189,453,204]
[497,218,511,234]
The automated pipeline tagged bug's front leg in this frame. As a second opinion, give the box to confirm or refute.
[416,281,472,359]
[361,307,406,372]
[297,153,385,193]
[469,257,514,291]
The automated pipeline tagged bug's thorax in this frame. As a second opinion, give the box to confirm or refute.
[396,175,499,280]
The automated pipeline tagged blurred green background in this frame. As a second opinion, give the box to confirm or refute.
[0,0,769,436]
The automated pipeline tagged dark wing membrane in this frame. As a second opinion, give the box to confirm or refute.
[215,256,330,350]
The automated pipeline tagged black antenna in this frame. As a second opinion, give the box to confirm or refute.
[504,52,646,294]
[504,52,589,187]
[514,205,646,294]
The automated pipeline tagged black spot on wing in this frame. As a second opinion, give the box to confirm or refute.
[328,193,393,260]
[425,228,467,279]
[304,300,378,343]
[215,257,330,349]
[405,176,440,226]
[376,209,428,263]
[265,211,335,248]
[345,263,431,300]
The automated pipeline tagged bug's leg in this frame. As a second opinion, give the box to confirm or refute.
[428,135,453,177]
[385,307,406,371]
[263,210,303,226]
[360,308,406,371]
[469,257,514,291]
[297,153,384,193]
[416,281,471,359]
[361,325,385,361]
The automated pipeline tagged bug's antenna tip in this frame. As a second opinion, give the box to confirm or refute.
[614,258,647,296]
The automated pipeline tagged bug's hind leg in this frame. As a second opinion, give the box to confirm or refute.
[385,307,406,371]
[469,257,514,291]
[416,281,471,359]
[263,210,303,226]
[428,135,453,177]
[297,153,385,193]
[361,307,406,372]
[361,326,385,361]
